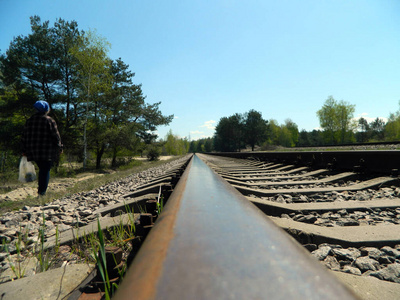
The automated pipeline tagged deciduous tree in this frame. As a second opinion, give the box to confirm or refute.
[370,117,385,141]
[356,117,369,143]
[163,130,188,155]
[214,114,244,152]
[244,109,268,151]
[283,119,299,147]
[317,96,355,144]
[385,105,400,141]
[70,29,112,168]
[265,119,280,145]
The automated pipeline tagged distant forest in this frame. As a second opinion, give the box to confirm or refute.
[180,96,400,153]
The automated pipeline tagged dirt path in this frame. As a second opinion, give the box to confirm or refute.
[0,173,105,201]
[0,156,174,202]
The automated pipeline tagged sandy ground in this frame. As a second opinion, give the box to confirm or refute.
[0,173,104,201]
[0,156,174,202]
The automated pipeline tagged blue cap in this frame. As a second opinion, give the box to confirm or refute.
[33,101,49,113]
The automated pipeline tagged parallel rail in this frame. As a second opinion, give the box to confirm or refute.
[114,154,357,299]
[207,150,400,175]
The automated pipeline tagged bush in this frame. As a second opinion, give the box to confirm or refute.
[147,146,160,161]
[117,159,142,171]
[0,153,20,185]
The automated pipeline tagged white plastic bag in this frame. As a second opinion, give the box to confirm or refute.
[18,156,37,183]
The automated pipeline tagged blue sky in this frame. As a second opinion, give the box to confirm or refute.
[1,0,400,140]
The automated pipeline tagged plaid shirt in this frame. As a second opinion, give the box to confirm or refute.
[22,113,63,162]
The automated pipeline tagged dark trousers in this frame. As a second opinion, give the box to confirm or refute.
[35,160,53,195]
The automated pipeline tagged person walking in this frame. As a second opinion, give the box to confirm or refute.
[22,101,63,196]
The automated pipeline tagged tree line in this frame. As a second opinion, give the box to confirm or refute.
[0,16,172,169]
[181,96,400,153]
[161,109,299,154]
[211,109,298,152]
[311,96,394,146]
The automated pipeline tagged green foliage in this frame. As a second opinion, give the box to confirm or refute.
[203,138,213,152]
[370,117,386,141]
[384,103,400,141]
[298,130,311,146]
[265,119,280,145]
[0,16,83,155]
[94,219,112,300]
[278,126,293,147]
[157,195,164,215]
[214,113,245,152]
[298,129,324,146]
[36,213,55,272]
[214,110,300,151]
[115,159,142,171]
[70,29,113,169]
[244,110,268,151]
[356,117,370,143]
[263,119,299,148]
[147,145,160,161]
[0,153,20,184]
[2,227,30,279]
[316,96,356,144]
[163,130,189,155]
[189,137,214,153]
[0,16,172,171]
[284,119,299,146]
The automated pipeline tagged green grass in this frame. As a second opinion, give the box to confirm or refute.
[2,213,135,287]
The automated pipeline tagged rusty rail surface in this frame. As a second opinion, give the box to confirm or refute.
[114,154,358,300]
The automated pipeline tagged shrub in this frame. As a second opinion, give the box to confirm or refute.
[147,146,160,161]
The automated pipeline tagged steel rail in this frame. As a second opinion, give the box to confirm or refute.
[114,154,357,300]
[207,150,400,174]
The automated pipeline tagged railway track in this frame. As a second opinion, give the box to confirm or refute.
[114,151,400,300]
[113,154,355,300]
[2,152,400,299]
[198,155,400,257]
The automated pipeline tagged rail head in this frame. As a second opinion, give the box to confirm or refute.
[114,154,358,300]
